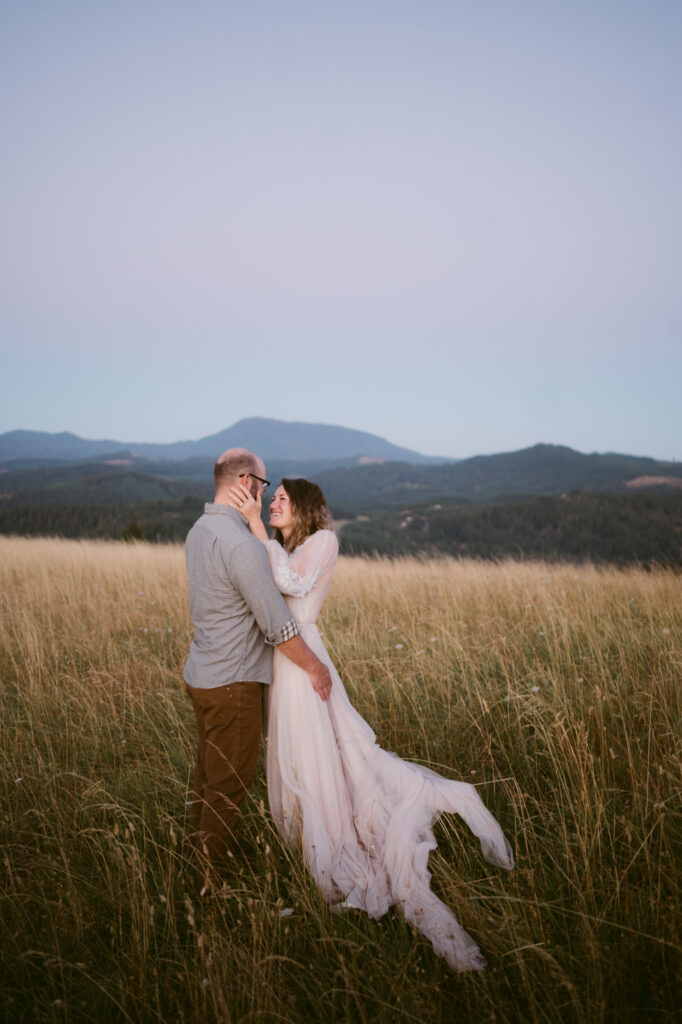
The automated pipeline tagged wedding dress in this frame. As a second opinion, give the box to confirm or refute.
[265,529,514,972]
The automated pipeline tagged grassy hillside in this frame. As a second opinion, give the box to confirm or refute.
[1,539,680,1022]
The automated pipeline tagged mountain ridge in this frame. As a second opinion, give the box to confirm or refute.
[0,419,448,465]
[1,441,680,515]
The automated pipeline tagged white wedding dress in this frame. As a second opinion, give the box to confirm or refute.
[265,529,514,972]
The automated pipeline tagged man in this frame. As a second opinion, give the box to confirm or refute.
[184,447,332,877]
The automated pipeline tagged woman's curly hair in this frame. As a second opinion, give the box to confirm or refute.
[273,478,333,552]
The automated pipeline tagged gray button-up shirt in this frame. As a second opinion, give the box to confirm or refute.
[183,503,299,689]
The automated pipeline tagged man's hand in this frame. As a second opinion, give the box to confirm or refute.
[309,662,332,702]
[229,484,268,542]
[277,634,333,702]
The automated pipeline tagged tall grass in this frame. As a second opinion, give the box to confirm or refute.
[1,537,680,1023]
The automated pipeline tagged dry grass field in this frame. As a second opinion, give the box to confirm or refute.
[1,536,680,1023]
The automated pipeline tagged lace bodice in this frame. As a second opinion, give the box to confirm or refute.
[266,529,338,624]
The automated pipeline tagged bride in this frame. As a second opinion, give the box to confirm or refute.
[230,476,514,972]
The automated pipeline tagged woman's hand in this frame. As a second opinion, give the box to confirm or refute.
[229,484,268,542]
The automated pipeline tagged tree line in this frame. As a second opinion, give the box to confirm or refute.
[0,491,680,566]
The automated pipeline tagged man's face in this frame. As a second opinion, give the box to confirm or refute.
[247,460,267,499]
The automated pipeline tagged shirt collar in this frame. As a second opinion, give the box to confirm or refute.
[204,502,246,522]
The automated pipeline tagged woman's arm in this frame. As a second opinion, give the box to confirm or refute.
[267,530,338,597]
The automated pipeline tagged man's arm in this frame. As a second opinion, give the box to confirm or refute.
[276,634,332,701]
[229,538,332,701]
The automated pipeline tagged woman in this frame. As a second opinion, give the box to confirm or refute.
[230,476,514,972]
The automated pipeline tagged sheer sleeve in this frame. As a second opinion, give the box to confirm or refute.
[266,530,339,597]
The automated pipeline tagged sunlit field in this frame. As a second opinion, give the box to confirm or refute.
[1,537,680,1023]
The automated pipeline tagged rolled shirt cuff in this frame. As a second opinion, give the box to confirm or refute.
[266,617,300,646]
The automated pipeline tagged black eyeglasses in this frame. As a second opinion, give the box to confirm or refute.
[239,472,271,492]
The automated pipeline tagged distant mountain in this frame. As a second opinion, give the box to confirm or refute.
[0,419,446,465]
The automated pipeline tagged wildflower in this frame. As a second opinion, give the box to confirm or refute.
[662,628,670,635]
[279,907,294,918]
[531,686,540,693]
[395,643,404,650]
[577,677,584,683]
[202,978,210,988]
[416,649,425,655]
[429,636,437,642]
[15,777,22,783]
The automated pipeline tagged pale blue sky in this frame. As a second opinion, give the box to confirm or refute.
[1,1,680,459]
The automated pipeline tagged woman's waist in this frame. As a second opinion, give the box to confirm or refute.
[297,620,319,631]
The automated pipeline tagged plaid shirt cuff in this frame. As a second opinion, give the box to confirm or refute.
[266,617,300,646]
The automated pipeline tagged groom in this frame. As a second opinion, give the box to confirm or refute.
[184,447,332,875]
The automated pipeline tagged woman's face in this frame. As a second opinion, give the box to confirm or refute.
[269,485,295,534]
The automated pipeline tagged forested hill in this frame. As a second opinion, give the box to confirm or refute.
[1,492,679,567]
[1,443,680,513]
[339,492,682,565]
[313,444,682,512]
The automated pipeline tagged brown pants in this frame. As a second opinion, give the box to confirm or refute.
[186,681,263,864]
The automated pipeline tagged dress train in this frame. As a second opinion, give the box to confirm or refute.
[265,531,514,972]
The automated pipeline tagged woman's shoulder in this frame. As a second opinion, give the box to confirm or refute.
[299,529,338,551]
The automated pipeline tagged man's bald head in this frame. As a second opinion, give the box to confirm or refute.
[214,447,266,499]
